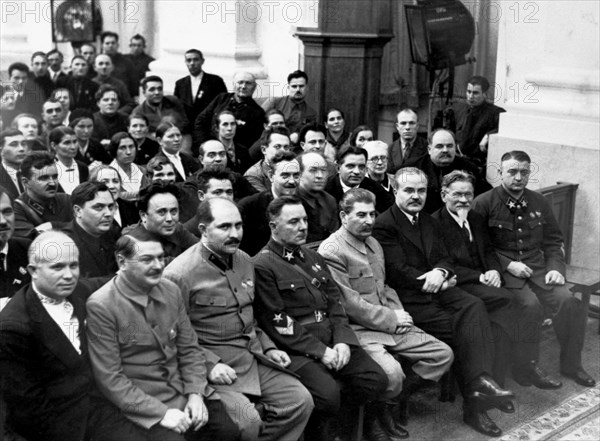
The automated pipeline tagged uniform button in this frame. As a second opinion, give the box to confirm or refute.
[518,228,523,232]
[519,251,523,255]
[518,216,523,220]
[290,284,295,288]
[518,239,523,243]
[499,225,503,229]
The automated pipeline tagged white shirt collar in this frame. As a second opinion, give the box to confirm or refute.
[339,176,356,194]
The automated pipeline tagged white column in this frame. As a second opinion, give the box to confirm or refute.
[489,1,600,269]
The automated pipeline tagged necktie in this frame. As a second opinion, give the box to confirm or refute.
[411,215,418,226]
[16,171,24,194]
[461,221,471,243]
[403,141,412,161]
[0,252,5,274]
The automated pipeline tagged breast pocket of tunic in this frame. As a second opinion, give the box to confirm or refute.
[348,267,376,296]
[276,278,315,316]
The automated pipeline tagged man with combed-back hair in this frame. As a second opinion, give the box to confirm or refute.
[373,167,516,437]
[319,188,453,439]
[13,152,73,238]
[86,233,240,441]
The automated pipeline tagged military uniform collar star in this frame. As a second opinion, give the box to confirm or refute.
[282,247,304,263]
[506,195,528,213]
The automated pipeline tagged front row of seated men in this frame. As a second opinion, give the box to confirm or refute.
[0,149,595,441]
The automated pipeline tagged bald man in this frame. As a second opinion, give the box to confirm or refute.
[192,71,265,155]
[0,231,98,441]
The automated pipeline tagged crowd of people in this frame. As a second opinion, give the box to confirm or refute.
[0,30,596,441]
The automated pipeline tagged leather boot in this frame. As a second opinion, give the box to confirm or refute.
[378,402,409,439]
[364,403,392,441]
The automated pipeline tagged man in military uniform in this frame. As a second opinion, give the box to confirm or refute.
[253,196,388,441]
[472,151,595,387]
[319,188,454,440]
[432,170,546,387]
[164,198,313,440]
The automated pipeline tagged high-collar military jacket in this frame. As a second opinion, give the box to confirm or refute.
[163,243,289,397]
[253,239,359,371]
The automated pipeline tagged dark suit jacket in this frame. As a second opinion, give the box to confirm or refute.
[372,204,454,304]
[62,220,120,278]
[14,81,45,116]
[324,174,394,214]
[0,165,22,200]
[58,74,99,112]
[74,139,111,165]
[238,191,274,256]
[406,154,491,213]
[0,237,31,298]
[432,208,503,285]
[386,136,429,174]
[0,284,93,441]
[174,72,227,127]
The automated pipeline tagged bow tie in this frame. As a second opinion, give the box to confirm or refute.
[506,196,528,213]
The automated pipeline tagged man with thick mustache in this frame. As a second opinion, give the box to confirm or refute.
[14,152,73,238]
[239,150,300,256]
[164,198,313,440]
[373,167,515,437]
[406,129,490,213]
[254,196,388,441]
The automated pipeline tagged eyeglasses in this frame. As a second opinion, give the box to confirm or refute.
[368,156,388,163]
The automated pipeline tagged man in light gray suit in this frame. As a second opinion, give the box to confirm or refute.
[318,188,453,439]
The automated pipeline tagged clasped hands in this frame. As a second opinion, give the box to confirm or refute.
[417,269,456,293]
[321,343,351,371]
[160,393,207,434]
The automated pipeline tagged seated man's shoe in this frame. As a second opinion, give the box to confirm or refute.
[378,402,409,439]
[463,407,502,437]
[364,416,392,441]
[513,361,562,389]
[561,368,596,387]
[495,400,515,414]
[468,374,515,407]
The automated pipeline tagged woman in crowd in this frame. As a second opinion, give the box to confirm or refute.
[69,109,111,167]
[213,110,252,174]
[108,131,145,201]
[89,164,140,228]
[348,124,374,148]
[325,107,349,150]
[48,126,89,194]
[156,122,199,182]
[128,113,159,165]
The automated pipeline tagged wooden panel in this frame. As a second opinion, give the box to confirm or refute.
[538,182,578,264]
